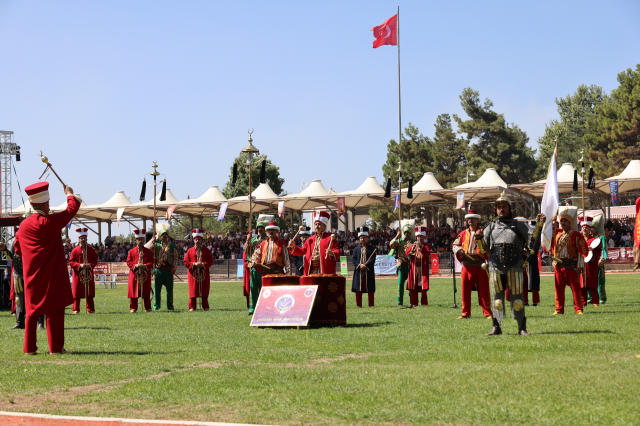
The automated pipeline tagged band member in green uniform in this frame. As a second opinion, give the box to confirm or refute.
[246,214,272,315]
[146,224,178,310]
[389,222,413,306]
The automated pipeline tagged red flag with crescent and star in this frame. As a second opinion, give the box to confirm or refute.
[371,14,397,49]
[430,253,439,275]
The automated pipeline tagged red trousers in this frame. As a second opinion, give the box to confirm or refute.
[72,297,95,312]
[11,300,16,315]
[579,273,599,306]
[246,295,250,309]
[129,298,151,311]
[410,289,428,306]
[355,291,374,307]
[461,265,491,317]
[189,297,210,310]
[554,267,583,314]
[24,308,65,354]
[506,288,540,304]
[581,288,599,306]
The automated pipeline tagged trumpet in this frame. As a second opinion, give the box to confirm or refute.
[81,247,92,297]
[194,248,206,309]
[136,246,146,299]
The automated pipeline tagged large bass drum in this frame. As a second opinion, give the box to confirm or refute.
[299,274,347,325]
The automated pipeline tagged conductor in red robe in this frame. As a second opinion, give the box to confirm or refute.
[288,210,340,275]
[126,229,154,312]
[405,226,431,308]
[68,228,98,314]
[184,228,214,311]
[13,182,80,355]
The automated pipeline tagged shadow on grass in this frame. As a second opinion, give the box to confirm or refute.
[337,321,393,328]
[72,350,185,355]
[67,326,115,330]
[536,330,615,335]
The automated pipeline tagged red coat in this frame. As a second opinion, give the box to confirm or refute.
[405,242,430,290]
[582,236,602,289]
[126,246,153,298]
[242,250,250,296]
[15,195,80,317]
[184,246,214,298]
[68,245,98,298]
[289,232,340,276]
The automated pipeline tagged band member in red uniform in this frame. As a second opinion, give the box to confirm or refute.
[184,228,214,311]
[254,222,292,275]
[405,226,430,308]
[546,206,588,315]
[452,209,491,319]
[579,216,602,307]
[288,211,339,275]
[126,229,153,313]
[68,228,98,314]
[13,182,80,354]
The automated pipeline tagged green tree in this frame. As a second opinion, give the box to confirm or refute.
[454,88,537,184]
[222,154,285,199]
[536,84,609,179]
[378,123,433,222]
[431,114,469,187]
[368,203,399,230]
[585,65,640,177]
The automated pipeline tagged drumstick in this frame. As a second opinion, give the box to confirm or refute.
[325,234,336,259]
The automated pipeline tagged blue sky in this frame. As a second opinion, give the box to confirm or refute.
[1,0,638,230]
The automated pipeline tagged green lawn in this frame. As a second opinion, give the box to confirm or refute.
[1,275,639,426]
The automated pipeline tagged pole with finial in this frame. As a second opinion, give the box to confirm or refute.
[397,160,404,231]
[579,150,586,218]
[241,129,259,234]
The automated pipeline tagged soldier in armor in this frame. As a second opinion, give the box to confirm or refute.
[389,222,413,306]
[475,191,544,336]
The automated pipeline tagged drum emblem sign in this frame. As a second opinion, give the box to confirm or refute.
[275,294,295,314]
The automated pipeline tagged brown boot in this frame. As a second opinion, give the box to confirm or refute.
[518,317,530,336]
[486,318,502,336]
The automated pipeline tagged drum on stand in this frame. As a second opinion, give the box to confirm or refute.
[299,274,346,325]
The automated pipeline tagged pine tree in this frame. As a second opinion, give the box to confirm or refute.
[585,64,640,177]
[454,88,537,184]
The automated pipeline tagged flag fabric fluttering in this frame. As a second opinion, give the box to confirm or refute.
[394,193,400,212]
[371,14,397,49]
[541,145,560,251]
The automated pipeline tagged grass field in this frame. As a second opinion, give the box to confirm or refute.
[1,275,639,426]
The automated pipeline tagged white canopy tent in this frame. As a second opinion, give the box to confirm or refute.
[452,168,508,201]
[596,159,640,194]
[338,177,387,208]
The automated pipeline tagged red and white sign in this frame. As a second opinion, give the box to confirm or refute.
[251,285,318,327]
[94,263,109,275]
[430,253,439,275]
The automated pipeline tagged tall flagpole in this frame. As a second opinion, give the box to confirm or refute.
[397,6,402,224]
[397,6,401,160]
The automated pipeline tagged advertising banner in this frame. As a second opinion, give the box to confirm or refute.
[237,259,244,279]
[340,256,349,277]
[374,255,397,275]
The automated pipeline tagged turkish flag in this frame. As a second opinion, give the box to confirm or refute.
[430,253,439,275]
[371,14,397,49]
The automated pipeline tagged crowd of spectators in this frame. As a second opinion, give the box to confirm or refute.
[338,225,458,256]
[605,218,635,248]
[62,224,464,263]
[64,218,636,263]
